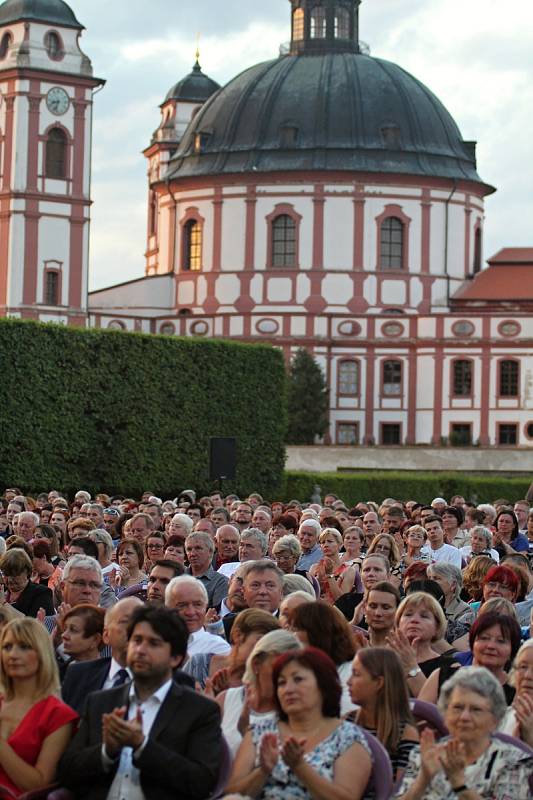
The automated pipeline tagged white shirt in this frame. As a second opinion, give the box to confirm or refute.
[217,561,240,579]
[187,628,231,658]
[421,542,462,568]
[104,678,173,800]
[460,545,500,563]
[102,658,133,691]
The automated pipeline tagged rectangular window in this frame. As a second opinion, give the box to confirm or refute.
[498,424,518,445]
[338,361,358,396]
[310,8,326,38]
[500,361,519,397]
[272,216,296,268]
[45,271,59,305]
[450,424,472,446]
[337,423,359,445]
[452,360,472,396]
[381,424,401,445]
[382,360,402,396]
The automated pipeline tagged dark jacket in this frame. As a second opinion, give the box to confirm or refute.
[11,580,54,617]
[61,657,195,716]
[58,680,221,800]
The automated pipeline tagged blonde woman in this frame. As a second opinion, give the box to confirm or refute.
[310,529,356,603]
[0,618,77,796]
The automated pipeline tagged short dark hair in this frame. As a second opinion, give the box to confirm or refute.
[127,605,189,657]
[443,506,464,525]
[151,559,184,577]
[68,537,98,559]
[469,611,522,661]
[272,647,341,720]
[424,514,443,526]
[117,538,144,567]
[32,540,52,561]
[369,581,401,606]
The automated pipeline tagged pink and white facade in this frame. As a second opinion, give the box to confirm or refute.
[0,1,103,325]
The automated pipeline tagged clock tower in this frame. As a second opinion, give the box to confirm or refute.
[0,0,104,325]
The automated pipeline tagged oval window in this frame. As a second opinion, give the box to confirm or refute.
[338,320,362,337]
[107,320,125,331]
[256,318,279,335]
[498,320,521,338]
[382,322,404,338]
[160,323,175,336]
[44,31,64,60]
[190,320,209,336]
[452,320,475,337]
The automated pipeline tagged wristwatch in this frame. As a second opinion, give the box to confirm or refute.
[407,666,422,678]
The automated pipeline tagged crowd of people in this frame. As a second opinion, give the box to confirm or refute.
[0,486,532,799]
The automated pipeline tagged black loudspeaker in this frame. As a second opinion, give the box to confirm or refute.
[209,437,237,481]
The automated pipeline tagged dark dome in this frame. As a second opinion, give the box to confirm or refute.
[0,0,82,28]
[169,52,491,189]
[164,60,220,104]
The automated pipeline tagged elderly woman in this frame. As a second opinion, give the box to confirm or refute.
[0,548,55,617]
[500,639,533,746]
[426,563,471,622]
[272,534,303,575]
[460,525,500,563]
[228,647,372,800]
[167,512,194,539]
[396,666,533,800]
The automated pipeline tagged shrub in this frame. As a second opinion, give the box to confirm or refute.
[282,470,531,506]
[0,319,286,497]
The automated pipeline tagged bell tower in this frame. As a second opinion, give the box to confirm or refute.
[289,0,361,55]
[0,0,104,325]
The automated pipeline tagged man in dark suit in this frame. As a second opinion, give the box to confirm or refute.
[61,596,143,714]
[59,605,222,800]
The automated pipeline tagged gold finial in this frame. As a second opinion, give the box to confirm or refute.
[195,33,200,64]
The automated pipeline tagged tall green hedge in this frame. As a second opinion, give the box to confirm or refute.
[0,319,287,497]
[282,471,531,505]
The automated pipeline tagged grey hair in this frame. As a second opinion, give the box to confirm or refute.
[185,531,215,556]
[272,534,301,559]
[62,554,103,584]
[165,574,208,607]
[19,511,39,526]
[477,504,497,523]
[87,504,104,517]
[171,513,193,533]
[470,525,493,549]
[241,528,268,555]
[243,629,302,685]
[0,538,6,557]
[438,666,507,722]
[509,639,533,687]
[427,562,463,598]
[241,558,284,585]
[282,574,315,598]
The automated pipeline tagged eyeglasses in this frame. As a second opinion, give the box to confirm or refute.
[147,543,164,550]
[67,579,102,590]
[448,703,492,718]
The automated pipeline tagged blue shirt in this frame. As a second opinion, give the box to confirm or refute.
[510,532,529,552]
[296,544,323,571]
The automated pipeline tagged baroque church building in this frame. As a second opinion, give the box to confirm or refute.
[1,0,533,447]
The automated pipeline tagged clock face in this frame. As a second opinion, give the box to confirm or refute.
[46,87,69,116]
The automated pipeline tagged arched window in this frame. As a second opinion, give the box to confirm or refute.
[338,360,359,396]
[473,227,482,274]
[149,191,158,236]
[380,217,404,269]
[499,360,519,397]
[310,7,327,38]
[183,219,202,271]
[293,8,305,40]
[382,360,402,396]
[44,31,63,60]
[45,128,67,178]
[0,32,12,60]
[271,214,296,267]
[334,8,350,39]
[452,360,473,396]
[44,270,59,305]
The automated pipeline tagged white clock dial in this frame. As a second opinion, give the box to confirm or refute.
[46,87,69,116]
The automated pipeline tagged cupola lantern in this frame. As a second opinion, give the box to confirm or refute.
[289,0,360,55]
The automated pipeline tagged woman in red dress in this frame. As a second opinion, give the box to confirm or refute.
[0,617,78,797]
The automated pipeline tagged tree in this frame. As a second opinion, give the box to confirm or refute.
[286,348,329,444]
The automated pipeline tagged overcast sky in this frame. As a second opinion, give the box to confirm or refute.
[65,0,533,290]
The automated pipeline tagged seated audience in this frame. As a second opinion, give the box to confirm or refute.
[396,666,533,800]
[500,638,533,745]
[165,574,231,657]
[227,647,372,800]
[0,548,55,617]
[60,604,105,676]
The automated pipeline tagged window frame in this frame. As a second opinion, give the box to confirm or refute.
[292,8,305,41]
[336,422,359,446]
[497,423,518,446]
[266,204,302,269]
[180,208,205,272]
[381,359,402,398]
[380,422,402,446]
[375,205,411,272]
[334,7,350,39]
[310,6,327,39]
[44,30,65,62]
[0,31,12,60]
[449,423,473,447]
[42,261,62,306]
[451,358,473,398]
[44,126,68,179]
[337,359,360,398]
[498,359,520,398]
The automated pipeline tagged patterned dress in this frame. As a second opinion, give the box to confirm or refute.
[395,737,533,800]
[251,717,371,799]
